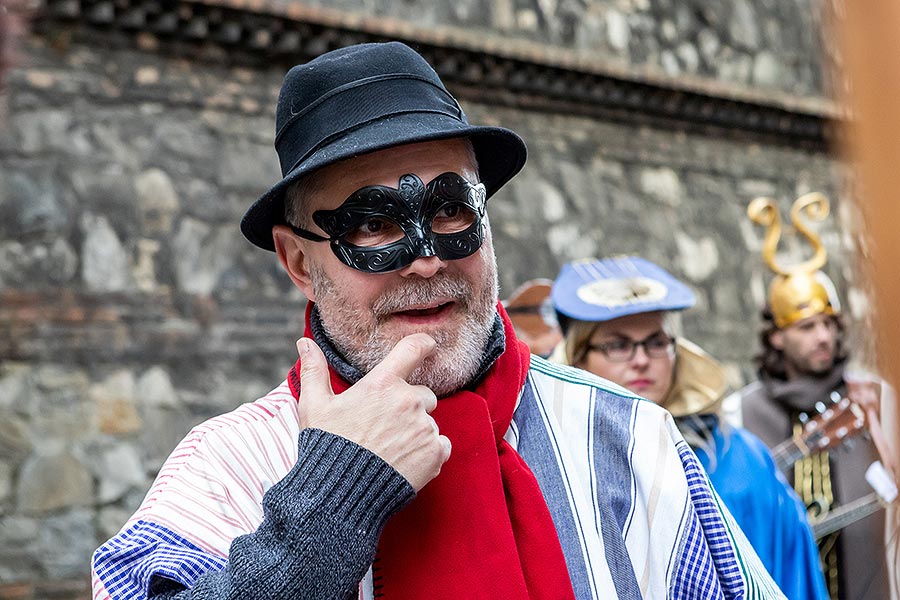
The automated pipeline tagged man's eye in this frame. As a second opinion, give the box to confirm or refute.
[361,219,385,233]
[438,205,461,218]
[343,218,402,247]
[432,203,476,234]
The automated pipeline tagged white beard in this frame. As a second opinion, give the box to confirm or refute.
[310,254,499,397]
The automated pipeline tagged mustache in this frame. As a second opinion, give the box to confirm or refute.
[372,274,474,317]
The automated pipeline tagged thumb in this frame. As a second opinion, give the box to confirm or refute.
[296,338,334,403]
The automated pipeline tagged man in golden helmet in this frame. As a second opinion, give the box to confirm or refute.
[731,194,896,600]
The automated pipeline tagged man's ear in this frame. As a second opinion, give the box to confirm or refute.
[272,225,316,301]
[769,329,785,350]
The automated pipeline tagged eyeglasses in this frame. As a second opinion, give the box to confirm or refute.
[586,333,675,362]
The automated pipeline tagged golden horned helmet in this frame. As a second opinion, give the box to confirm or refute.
[747,192,841,329]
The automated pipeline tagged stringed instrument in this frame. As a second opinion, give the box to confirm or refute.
[770,395,867,472]
[811,492,883,539]
[777,379,899,542]
[809,461,899,540]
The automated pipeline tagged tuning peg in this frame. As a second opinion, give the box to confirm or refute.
[799,412,810,424]
[815,401,827,414]
[830,391,842,404]
[806,497,829,518]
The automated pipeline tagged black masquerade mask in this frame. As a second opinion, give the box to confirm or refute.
[290,172,487,274]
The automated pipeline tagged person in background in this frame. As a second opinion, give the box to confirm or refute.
[553,256,828,600]
[731,194,897,600]
[502,278,562,358]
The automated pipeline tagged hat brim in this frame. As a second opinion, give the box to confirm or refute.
[241,112,527,251]
[553,299,694,324]
[550,257,695,324]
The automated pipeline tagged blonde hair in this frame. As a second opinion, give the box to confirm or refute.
[563,319,600,368]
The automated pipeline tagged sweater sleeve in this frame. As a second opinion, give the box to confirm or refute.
[96,428,414,600]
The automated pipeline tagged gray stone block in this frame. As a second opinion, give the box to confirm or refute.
[36,508,97,577]
[16,452,92,515]
[135,168,180,235]
[80,213,132,292]
[0,170,69,238]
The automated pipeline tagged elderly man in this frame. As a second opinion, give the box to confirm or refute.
[91,42,784,599]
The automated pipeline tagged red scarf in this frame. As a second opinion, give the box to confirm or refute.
[287,302,575,599]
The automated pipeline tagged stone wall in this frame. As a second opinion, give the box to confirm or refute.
[290,0,832,98]
[0,1,863,595]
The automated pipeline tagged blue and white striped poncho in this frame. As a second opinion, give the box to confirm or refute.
[510,357,784,599]
[92,355,785,599]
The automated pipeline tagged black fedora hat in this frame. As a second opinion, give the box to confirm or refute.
[241,42,526,250]
[241,41,528,251]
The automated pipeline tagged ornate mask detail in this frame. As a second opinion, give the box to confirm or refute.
[291,172,487,274]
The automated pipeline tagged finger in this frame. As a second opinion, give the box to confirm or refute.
[409,385,438,413]
[296,338,335,401]
[438,435,452,463]
[368,333,436,381]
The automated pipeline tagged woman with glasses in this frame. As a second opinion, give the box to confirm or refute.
[551,256,828,600]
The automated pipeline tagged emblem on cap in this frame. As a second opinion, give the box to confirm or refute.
[576,276,668,307]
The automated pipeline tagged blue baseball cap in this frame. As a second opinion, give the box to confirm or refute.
[552,256,695,324]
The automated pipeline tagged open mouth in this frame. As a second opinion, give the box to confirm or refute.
[394,301,455,318]
[389,301,458,323]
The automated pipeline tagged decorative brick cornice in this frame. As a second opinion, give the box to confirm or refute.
[36,0,841,147]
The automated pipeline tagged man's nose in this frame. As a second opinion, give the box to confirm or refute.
[399,255,446,278]
[814,322,833,342]
[396,228,445,278]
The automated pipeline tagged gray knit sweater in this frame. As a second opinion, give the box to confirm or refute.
[149,427,415,599]
[148,310,505,599]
